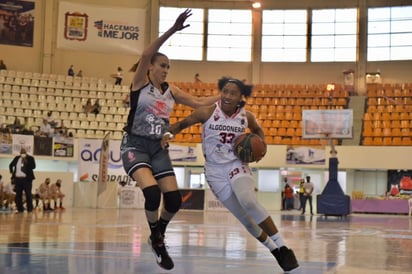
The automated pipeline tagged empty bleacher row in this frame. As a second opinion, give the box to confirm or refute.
[0,70,128,139]
[362,84,412,146]
[0,70,354,144]
[6,70,411,146]
[171,82,349,145]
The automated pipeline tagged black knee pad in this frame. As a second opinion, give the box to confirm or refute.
[142,185,161,211]
[163,190,182,213]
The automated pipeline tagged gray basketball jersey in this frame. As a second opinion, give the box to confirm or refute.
[202,102,247,164]
[125,82,175,140]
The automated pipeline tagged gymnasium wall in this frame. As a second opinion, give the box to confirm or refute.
[1,0,411,91]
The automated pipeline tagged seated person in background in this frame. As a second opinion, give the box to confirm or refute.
[54,120,69,138]
[0,59,7,70]
[33,187,41,210]
[50,179,65,210]
[21,117,34,135]
[122,94,130,108]
[90,99,101,115]
[39,178,53,211]
[46,111,58,128]
[2,183,16,211]
[11,117,23,133]
[0,174,6,210]
[38,118,54,137]
[194,73,202,84]
[0,175,16,211]
[83,98,93,113]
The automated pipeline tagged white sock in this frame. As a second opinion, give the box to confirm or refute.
[270,232,285,248]
[261,236,277,251]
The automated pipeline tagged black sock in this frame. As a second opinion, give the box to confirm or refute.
[159,217,170,236]
[149,221,161,242]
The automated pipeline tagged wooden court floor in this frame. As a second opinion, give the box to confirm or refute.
[0,208,411,274]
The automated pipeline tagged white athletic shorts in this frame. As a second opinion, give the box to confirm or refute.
[205,160,253,202]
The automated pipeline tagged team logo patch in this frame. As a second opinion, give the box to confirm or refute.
[127,151,136,162]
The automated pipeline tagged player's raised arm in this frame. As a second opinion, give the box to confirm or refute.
[131,9,192,91]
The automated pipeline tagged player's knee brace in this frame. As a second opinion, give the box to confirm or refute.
[163,190,182,213]
[142,185,161,211]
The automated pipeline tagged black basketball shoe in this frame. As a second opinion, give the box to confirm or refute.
[148,236,174,270]
[272,246,299,272]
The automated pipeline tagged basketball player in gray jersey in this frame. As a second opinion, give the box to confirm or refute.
[161,77,299,272]
[120,9,219,270]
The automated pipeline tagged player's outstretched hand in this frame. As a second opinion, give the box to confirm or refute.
[172,9,192,32]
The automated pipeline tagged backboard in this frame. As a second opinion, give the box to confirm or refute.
[302,109,353,139]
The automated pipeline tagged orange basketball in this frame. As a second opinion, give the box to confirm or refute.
[233,133,267,163]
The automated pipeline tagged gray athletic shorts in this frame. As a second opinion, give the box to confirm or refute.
[120,133,175,180]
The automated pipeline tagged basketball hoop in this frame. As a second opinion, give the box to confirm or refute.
[319,132,338,157]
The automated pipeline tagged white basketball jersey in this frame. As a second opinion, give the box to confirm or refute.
[202,101,248,165]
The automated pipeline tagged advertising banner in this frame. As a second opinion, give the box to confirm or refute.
[53,136,74,157]
[78,138,129,184]
[0,0,35,47]
[286,146,326,165]
[12,134,33,155]
[180,189,205,210]
[33,136,53,156]
[57,1,145,54]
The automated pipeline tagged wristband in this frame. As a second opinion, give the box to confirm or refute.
[163,132,174,139]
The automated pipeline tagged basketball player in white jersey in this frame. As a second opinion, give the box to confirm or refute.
[120,9,219,270]
[161,77,299,272]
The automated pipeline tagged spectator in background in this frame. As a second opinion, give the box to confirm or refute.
[90,99,101,115]
[283,184,294,210]
[1,174,16,211]
[112,66,123,85]
[39,178,53,211]
[301,176,314,215]
[9,148,36,213]
[281,177,288,210]
[83,98,93,113]
[122,93,130,108]
[298,179,305,210]
[46,111,58,128]
[0,174,5,209]
[55,120,68,137]
[33,187,40,210]
[0,59,6,70]
[11,117,23,133]
[67,65,74,76]
[194,73,202,84]
[76,70,83,78]
[50,179,65,210]
[21,117,33,134]
[39,118,54,137]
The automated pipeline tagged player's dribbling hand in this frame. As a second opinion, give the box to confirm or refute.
[161,132,174,150]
